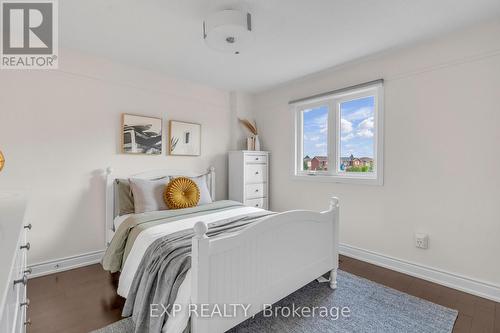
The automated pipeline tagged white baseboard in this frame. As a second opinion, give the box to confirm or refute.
[339,243,500,302]
[28,250,105,278]
[27,245,500,303]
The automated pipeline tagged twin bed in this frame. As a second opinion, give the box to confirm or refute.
[103,167,340,333]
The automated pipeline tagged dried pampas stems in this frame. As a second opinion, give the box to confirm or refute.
[238,118,258,135]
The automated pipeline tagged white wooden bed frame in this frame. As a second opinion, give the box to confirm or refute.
[105,166,339,333]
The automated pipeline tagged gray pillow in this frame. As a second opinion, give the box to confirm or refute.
[115,179,135,216]
[189,175,213,205]
[129,177,171,214]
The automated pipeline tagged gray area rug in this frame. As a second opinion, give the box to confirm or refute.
[91,270,457,333]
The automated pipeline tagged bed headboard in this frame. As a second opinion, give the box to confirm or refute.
[104,166,215,246]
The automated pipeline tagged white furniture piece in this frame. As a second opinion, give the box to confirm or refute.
[228,150,270,210]
[0,193,31,333]
[105,166,340,333]
[191,198,339,333]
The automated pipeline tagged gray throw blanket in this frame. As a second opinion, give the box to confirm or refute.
[122,211,274,333]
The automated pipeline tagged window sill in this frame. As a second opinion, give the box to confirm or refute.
[291,174,383,186]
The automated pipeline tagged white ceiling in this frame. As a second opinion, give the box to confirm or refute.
[60,0,500,92]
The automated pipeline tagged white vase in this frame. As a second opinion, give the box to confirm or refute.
[254,135,261,151]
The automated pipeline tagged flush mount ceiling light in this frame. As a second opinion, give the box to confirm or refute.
[203,9,253,54]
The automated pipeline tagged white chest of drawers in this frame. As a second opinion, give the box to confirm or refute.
[229,151,269,210]
[0,193,30,333]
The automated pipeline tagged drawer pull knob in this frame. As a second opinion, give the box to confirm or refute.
[255,204,259,207]
[20,242,30,251]
[255,157,259,160]
[24,223,32,230]
[20,299,30,307]
[255,189,259,192]
[24,268,32,275]
[14,275,28,286]
[24,319,32,326]
[255,172,259,175]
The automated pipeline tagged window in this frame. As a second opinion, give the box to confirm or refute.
[293,82,383,185]
[301,105,329,172]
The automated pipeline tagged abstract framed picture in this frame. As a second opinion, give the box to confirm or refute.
[169,120,201,156]
[122,114,162,154]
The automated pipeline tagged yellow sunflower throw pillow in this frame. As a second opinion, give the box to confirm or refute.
[164,177,200,209]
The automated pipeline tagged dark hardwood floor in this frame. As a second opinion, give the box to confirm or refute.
[27,255,500,333]
[27,264,124,333]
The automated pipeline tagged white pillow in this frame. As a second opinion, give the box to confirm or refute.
[190,175,213,205]
[129,177,170,214]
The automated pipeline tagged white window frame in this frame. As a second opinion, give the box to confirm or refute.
[292,82,384,185]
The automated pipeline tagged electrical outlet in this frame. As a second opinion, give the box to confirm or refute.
[415,233,429,249]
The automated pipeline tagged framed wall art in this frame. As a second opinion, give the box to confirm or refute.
[122,114,162,154]
[169,120,201,156]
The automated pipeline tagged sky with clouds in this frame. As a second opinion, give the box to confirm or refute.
[303,96,374,158]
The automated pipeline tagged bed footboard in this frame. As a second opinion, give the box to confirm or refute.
[191,197,340,333]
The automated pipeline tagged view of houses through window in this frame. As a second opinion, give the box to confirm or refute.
[339,96,375,173]
[302,105,328,171]
[302,96,375,173]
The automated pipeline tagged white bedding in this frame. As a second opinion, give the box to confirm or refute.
[118,206,264,333]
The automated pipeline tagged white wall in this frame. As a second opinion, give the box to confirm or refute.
[253,20,500,287]
[229,92,255,150]
[0,49,232,265]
